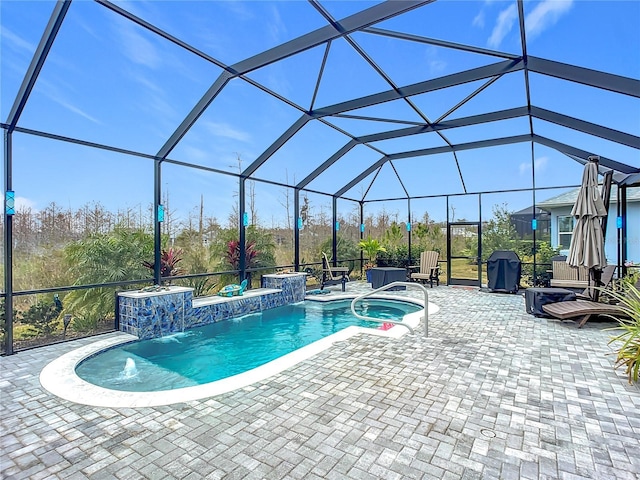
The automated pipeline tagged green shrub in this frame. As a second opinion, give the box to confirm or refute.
[19,299,62,337]
[319,235,360,273]
[71,313,100,333]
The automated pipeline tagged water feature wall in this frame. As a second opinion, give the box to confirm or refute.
[118,286,192,339]
[117,273,307,340]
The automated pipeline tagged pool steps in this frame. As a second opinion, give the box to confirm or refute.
[350,281,429,336]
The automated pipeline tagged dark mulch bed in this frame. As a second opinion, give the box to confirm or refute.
[2,320,116,354]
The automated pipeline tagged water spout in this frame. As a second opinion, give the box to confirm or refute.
[121,358,138,379]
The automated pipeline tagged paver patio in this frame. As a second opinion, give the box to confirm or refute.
[1,284,639,479]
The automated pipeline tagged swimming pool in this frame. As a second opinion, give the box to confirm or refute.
[41,295,437,407]
[76,299,420,392]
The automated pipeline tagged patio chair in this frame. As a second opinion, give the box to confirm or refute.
[410,251,440,288]
[542,277,639,328]
[549,257,589,289]
[576,264,616,301]
[321,252,349,292]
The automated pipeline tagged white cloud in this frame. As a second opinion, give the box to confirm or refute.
[424,46,447,76]
[115,21,161,69]
[267,5,286,43]
[519,155,549,175]
[182,145,209,162]
[525,0,573,41]
[472,11,485,28]
[37,78,102,124]
[487,3,518,48]
[55,98,101,124]
[1,27,35,52]
[535,155,549,171]
[429,60,447,75]
[15,196,37,212]
[204,121,251,142]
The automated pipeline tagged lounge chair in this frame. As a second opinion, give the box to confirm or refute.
[410,251,440,288]
[542,277,639,328]
[321,252,349,292]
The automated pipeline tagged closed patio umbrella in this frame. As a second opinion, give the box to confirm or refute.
[567,158,607,296]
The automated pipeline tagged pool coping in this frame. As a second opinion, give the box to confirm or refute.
[39,294,439,408]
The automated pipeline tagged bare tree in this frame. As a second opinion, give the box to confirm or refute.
[278,170,294,231]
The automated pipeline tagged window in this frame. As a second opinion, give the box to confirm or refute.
[558,216,574,249]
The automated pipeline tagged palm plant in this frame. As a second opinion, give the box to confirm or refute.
[606,281,640,384]
[63,227,154,331]
[358,236,386,268]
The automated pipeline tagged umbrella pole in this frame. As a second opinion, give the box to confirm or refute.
[591,267,602,302]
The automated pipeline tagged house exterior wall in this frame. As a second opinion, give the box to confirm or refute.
[547,203,640,265]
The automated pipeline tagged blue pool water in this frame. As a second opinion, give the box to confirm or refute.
[76,299,420,392]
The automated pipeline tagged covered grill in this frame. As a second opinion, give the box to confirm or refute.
[487,251,521,293]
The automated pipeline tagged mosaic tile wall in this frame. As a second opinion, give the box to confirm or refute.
[118,274,307,340]
[261,273,307,303]
[118,289,192,339]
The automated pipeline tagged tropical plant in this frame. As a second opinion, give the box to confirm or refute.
[143,247,185,280]
[225,239,258,271]
[606,282,640,384]
[212,225,277,287]
[358,236,386,266]
[214,226,276,270]
[63,227,154,328]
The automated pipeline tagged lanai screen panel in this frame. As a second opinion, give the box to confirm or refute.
[533,120,640,171]
[411,71,528,123]
[248,181,295,267]
[160,163,235,238]
[455,143,534,193]
[9,132,154,291]
[529,74,640,139]
[409,197,448,252]
[252,121,351,186]
[361,162,409,202]
[0,1,54,120]
[118,1,328,66]
[347,30,501,88]
[168,78,303,174]
[298,192,333,267]
[336,198,362,268]
[305,144,382,197]
[311,36,395,107]
[393,153,467,198]
[14,1,221,155]
[529,144,586,190]
[523,1,640,79]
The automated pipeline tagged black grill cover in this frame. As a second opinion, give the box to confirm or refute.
[487,250,521,293]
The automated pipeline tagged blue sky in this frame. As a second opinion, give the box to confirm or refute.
[1,0,639,227]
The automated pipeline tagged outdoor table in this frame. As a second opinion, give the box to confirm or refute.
[525,287,576,317]
[369,267,407,290]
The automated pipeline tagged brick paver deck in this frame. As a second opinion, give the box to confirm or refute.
[2,283,639,479]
